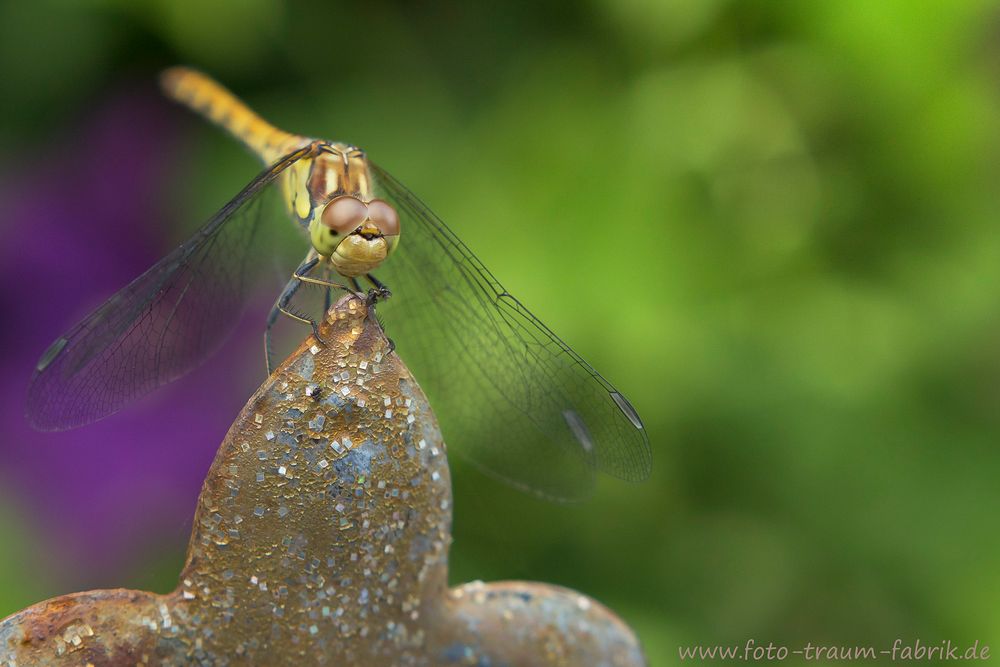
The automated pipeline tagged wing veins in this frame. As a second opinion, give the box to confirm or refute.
[27,145,314,430]
[370,162,651,498]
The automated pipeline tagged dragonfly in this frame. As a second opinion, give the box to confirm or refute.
[26,67,650,500]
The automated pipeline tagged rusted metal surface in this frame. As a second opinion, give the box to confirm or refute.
[1,295,647,666]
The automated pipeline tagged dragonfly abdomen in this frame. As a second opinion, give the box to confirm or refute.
[161,67,303,165]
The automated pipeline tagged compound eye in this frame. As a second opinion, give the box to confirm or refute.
[367,199,400,236]
[322,195,368,235]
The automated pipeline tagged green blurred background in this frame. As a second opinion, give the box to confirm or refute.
[3,1,1000,664]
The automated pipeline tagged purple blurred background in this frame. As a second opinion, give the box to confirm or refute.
[0,89,261,590]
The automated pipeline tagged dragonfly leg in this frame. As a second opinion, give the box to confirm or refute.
[277,302,320,341]
[351,275,387,307]
[317,263,334,313]
[361,273,395,352]
[264,255,353,374]
[265,273,309,375]
[365,272,392,302]
[293,261,353,293]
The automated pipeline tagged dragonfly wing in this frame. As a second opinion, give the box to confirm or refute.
[26,146,312,431]
[369,163,651,500]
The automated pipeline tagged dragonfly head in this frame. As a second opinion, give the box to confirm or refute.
[310,195,400,277]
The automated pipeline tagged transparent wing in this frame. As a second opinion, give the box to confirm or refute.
[26,146,312,431]
[369,163,651,500]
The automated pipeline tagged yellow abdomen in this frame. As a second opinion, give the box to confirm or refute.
[160,67,305,166]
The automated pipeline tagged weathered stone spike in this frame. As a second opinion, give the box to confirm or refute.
[1,295,646,666]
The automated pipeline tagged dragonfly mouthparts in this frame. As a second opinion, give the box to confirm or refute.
[355,222,382,240]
